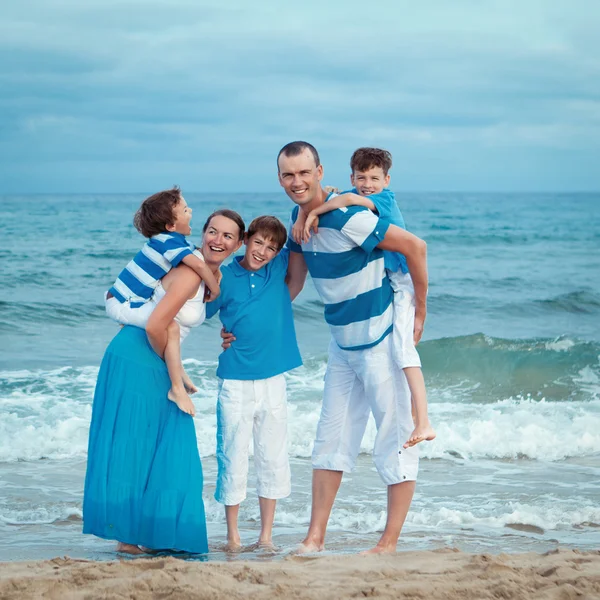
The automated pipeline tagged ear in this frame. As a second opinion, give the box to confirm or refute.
[384,174,391,187]
[317,164,323,181]
[235,238,244,252]
[243,232,249,245]
[350,172,355,186]
[165,222,176,232]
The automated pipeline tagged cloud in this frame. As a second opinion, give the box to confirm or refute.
[1,0,599,191]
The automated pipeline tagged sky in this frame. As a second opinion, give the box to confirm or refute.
[1,0,599,193]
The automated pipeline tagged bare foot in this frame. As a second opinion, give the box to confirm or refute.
[182,372,198,394]
[403,423,436,448]
[116,542,144,555]
[294,537,324,554]
[223,539,242,553]
[138,546,159,554]
[168,388,196,416]
[360,543,397,555]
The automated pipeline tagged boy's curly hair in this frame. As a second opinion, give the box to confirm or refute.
[350,147,393,176]
[133,187,182,238]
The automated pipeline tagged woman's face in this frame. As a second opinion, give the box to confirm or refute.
[202,215,243,267]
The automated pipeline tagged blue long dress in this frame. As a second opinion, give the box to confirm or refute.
[83,325,208,554]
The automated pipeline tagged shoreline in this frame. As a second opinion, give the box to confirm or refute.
[1,548,599,599]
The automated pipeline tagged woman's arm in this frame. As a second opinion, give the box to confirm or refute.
[146,266,201,358]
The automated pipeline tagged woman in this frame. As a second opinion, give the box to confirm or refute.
[83,209,245,554]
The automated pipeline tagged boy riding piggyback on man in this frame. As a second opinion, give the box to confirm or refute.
[293,148,435,447]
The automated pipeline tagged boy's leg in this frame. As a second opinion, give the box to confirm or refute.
[164,321,195,416]
[359,335,419,553]
[252,375,291,546]
[298,341,370,553]
[215,379,254,550]
[403,367,436,447]
[389,271,435,447]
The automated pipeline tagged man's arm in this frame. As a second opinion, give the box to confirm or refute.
[285,251,308,301]
[377,225,428,344]
[181,254,220,301]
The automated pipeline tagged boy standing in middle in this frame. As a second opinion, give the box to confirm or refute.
[206,215,302,550]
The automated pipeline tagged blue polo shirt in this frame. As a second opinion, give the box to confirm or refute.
[205,248,302,380]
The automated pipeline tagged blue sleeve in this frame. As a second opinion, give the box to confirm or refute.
[365,190,395,221]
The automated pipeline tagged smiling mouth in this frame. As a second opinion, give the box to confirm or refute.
[209,246,225,253]
[291,187,308,195]
[252,254,265,263]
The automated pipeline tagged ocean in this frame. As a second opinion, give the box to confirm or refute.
[1,192,599,561]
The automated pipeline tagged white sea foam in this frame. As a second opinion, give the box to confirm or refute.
[2,363,600,462]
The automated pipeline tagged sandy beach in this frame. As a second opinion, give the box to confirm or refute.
[1,548,599,600]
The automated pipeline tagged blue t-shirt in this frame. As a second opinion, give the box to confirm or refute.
[347,188,408,275]
[205,248,302,380]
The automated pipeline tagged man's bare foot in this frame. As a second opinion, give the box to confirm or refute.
[294,537,324,554]
[182,372,198,394]
[403,423,436,448]
[168,388,196,416]
[224,538,242,553]
[138,546,159,554]
[360,543,397,555]
[116,542,144,555]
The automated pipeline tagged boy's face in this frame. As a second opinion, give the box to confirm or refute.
[168,197,193,236]
[350,166,390,196]
[241,233,280,272]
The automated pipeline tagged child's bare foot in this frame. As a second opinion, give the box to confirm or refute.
[360,543,397,555]
[403,423,436,448]
[167,388,196,416]
[224,536,242,552]
[182,372,198,394]
[294,534,324,554]
[116,542,144,555]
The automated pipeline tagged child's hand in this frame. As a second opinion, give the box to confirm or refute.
[292,219,304,245]
[324,185,341,194]
[303,213,319,243]
[204,287,220,303]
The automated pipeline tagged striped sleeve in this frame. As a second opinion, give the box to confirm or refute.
[339,207,390,253]
[149,235,194,267]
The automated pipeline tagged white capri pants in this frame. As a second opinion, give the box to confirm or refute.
[215,374,291,506]
[388,270,422,369]
[312,335,419,485]
[105,292,155,329]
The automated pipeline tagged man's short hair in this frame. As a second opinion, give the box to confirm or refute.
[350,147,393,176]
[277,141,321,170]
[247,215,287,251]
[133,186,182,238]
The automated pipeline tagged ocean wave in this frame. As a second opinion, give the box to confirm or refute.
[1,353,599,463]
[535,290,600,315]
[0,301,105,327]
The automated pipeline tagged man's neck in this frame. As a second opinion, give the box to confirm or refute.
[300,187,327,215]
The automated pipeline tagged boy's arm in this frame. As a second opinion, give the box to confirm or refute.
[291,210,307,245]
[181,254,220,301]
[303,193,377,241]
[285,251,308,301]
[377,225,428,344]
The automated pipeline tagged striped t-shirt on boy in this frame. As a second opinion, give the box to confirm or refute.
[108,232,194,308]
[287,200,393,351]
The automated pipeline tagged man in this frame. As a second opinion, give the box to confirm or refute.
[280,141,428,554]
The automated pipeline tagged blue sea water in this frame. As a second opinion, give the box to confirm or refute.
[0,192,599,560]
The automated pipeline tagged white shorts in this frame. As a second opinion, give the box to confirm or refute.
[215,375,291,506]
[312,335,419,485]
[387,270,422,369]
[104,292,155,329]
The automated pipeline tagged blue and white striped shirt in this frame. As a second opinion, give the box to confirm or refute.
[288,200,393,351]
[108,232,195,308]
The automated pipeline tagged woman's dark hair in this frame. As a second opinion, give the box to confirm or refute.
[133,186,182,238]
[202,209,245,240]
[247,215,287,250]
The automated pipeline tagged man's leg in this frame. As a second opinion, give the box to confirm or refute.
[358,337,419,553]
[298,340,369,553]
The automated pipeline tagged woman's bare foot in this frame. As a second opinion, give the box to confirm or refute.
[167,388,196,416]
[294,534,325,554]
[116,542,144,555]
[224,536,242,553]
[403,423,436,448]
[182,372,198,394]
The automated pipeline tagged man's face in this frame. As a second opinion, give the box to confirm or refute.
[278,149,323,206]
[350,166,390,196]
